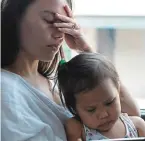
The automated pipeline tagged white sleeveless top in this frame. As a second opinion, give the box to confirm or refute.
[84,114,138,141]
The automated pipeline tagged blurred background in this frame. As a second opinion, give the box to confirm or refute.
[63,0,145,109]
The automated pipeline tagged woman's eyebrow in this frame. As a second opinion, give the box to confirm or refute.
[43,10,55,15]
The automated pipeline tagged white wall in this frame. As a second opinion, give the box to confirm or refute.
[115,30,145,99]
[74,0,145,16]
[74,28,145,105]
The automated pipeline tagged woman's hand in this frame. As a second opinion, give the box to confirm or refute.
[53,5,92,52]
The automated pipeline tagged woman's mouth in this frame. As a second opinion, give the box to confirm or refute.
[47,39,64,49]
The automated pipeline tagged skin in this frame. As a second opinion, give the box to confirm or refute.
[130,116,145,137]
[75,79,121,132]
[5,1,91,140]
[6,0,91,101]
[65,115,145,141]
[4,0,140,140]
[6,0,139,116]
[65,79,145,141]
[19,0,66,62]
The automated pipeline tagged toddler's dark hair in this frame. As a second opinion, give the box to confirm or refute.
[57,53,119,116]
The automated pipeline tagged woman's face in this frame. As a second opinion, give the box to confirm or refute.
[19,0,67,62]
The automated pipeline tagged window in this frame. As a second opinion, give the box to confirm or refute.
[63,0,145,110]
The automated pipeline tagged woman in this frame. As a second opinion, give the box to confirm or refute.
[1,0,140,141]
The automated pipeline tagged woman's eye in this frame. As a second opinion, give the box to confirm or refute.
[44,19,54,24]
[87,108,96,113]
[41,11,55,24]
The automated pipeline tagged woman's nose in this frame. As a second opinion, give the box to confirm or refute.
[52,29,64,40]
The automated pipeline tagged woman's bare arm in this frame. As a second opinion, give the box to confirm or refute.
[65,118,83,141]
[120,83,140,116]
[130,116,145,136]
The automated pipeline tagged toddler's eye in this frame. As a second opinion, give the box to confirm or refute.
[105,98,116,106]
[87,108,96,113]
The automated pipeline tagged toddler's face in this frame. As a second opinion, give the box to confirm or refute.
[75,78,121,132]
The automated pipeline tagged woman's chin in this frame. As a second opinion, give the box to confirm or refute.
[40,52,58,62]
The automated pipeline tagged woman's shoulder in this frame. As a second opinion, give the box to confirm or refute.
[1,69,19,84]
[1,69,24,101]
[1,69,71,121]
[1,69,28,99]
[1,69,24,92]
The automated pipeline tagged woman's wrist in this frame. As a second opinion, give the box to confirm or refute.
[83,45,93,53]
[78,35,94,53]
[77,44,93,53]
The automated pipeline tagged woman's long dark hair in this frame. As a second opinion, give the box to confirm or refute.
[1,0,72,78]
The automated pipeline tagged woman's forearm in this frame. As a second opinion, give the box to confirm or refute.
[78,42,94,53]
[82,45,140,116]
[120,83,140,116]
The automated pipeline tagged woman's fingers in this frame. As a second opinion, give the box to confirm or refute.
[55,13,74,23]
[53,7,82,39]
[57,28,79,36]
[53,22,73,28]
[53,22,79,29]
[63,5,73,18]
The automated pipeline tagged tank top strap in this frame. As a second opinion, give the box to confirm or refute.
[120,113,138,137]
[83,124,108,141]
